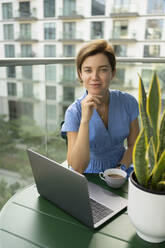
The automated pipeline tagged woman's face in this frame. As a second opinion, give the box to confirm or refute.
[79,53,116,96]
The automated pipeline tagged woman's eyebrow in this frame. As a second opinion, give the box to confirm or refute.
[83,64,110,69]
[83,66,91,69]
[99,65,110,68]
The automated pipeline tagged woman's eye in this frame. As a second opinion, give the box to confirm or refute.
[100,68,108,73]
[85,70,91,73]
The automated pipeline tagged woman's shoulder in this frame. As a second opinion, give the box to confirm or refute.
[111,90,139,120]
[110,90,137,103]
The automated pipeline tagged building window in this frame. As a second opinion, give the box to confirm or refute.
[63,0,76,16]
[45,65,56,81]
[22,102,33,118]
[112,68,125,85]
[23,83,33,98]
[47,105,56,119]
[63,22,76,39]
[145,19,163,40]
[20,23,31,40]
[144,45,160,57]
[2,3,13,19]
[8,101,19,119]
[8,101,33,120]
[21,45,33,57]
[91,22,104,39]
[19,1,30,17]
[44,0,55,17]
[4,24,14,40]
[141,69,152,87]
[63,65,76,82]
[44,23,56,40]
[114,45,127,57]
[62,105,68,118]
[113,20,128,38]
[5,44,15,57]
[46,86,56,100]
[7,66,16,78]
[44,45,56,57]
[22,66,32,80]
[147,0,165,14]
[63,87,75,101]
[91,0,105,15]
[112,0,130,13]
[158,69,165,86]
[7,82,17,96]
[63,45,75,57]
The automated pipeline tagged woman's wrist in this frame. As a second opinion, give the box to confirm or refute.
[117,163,128,170]
[80,119,90,124]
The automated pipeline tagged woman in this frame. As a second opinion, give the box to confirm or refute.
[62,39,139,174]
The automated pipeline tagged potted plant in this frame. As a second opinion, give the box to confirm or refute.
[128,72,165,243]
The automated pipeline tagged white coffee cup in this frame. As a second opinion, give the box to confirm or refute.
[99,168,127,189]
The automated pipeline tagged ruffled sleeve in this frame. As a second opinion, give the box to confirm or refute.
[61,102,81,132]
[123,92,139,122]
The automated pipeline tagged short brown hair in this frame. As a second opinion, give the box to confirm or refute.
[76,39,116,81]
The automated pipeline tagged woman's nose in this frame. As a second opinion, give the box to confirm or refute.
[91,70,99,80]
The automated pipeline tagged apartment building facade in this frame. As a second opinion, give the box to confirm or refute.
[0,0,165,130]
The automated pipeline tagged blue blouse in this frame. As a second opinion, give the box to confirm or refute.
[61,90,139,173]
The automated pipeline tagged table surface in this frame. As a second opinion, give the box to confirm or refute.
[0,174,165,248]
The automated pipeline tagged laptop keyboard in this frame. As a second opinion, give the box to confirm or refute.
[90,198,113,224]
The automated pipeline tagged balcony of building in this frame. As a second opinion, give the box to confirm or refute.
[109,29,137,43]
[15,33,38,43]
[58,32,84,43]
[16,52,37,58]
[58,7,84,20]
[110,3,139,18]
[14,9,38,21]
[59,77,78,86]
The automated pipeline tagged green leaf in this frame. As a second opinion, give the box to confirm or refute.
[157,180,165,191]
[147,72,161,150]
[157,110,165,162]
[151,150,165,189]
[148,137,155,172]
[158,181,165,186]
[138,75,153,142]
[133,129,148,187]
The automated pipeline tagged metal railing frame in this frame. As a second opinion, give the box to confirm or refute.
[0,57,165,67]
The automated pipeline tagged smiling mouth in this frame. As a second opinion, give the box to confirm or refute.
[90,84,101,86]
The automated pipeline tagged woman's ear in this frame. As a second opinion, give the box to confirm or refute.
[78,71,83,83]
[112,68,116,79]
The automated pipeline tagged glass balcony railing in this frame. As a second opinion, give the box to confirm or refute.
[0,57,165,210]
[58,7,84,18]
[15,33,38,42]
[58,32,84,42]
[14,9,38,20]
[110,3,138,14]
[110,29,137,40]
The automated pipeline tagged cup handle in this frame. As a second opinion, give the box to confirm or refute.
[99,172,106,181]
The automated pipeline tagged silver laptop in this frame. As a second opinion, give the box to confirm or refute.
[27,149,127,229]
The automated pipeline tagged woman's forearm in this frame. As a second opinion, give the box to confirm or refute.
[120,118,139,168]
[68,121,90,173]
[119,146,134,168]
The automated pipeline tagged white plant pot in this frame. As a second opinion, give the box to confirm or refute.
[128,172,165,243]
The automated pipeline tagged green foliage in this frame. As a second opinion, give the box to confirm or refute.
[0,115,18,154]
[133,72,165,191]
[18,116,45,144]
[0,179,21,210]
[0,114,67,209]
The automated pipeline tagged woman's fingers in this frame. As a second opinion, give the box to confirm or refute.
[84,94,103,108]
[81,94,103,122]
[85,101,97,109]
